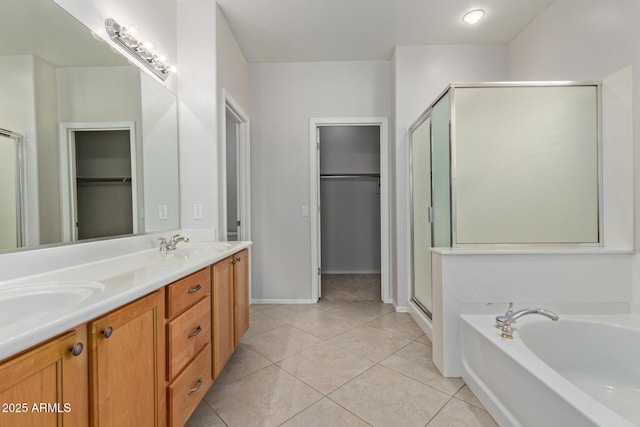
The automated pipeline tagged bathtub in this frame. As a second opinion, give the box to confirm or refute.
[460,314,640,427]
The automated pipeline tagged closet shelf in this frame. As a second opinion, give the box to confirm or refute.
[76,176,132,183]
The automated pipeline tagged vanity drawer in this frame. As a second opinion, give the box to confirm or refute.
[168,343,212,427]
[166,267,211,318]
[167,296,211,379]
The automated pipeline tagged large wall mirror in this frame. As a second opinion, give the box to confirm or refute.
[0,0,180,253]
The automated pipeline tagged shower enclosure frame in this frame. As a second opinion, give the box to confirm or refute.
[0,128,27,249]
[408,81,604,319]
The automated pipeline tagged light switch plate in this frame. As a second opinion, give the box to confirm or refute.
[158,205,168,220]
[193,204,203,219]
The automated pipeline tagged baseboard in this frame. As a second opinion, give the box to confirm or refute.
[251,299,317,304]
[393,304,408,313]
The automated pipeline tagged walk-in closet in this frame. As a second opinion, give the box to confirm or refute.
[319,125,381,301]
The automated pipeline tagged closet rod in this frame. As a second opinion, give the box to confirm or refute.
[76,176,132,183]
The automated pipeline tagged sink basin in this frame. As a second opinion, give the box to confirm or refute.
[0,282,105,327]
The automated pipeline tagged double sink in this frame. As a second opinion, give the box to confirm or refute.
[0,240,241,359]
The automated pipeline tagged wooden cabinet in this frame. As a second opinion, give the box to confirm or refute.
[211,256,235,379]
[165,267,210,319]
[211,249,250,379]
[167,344,211,427]
[0,246,250,427]
[0,327,88,427]
[89,290,165,427]
[165,268,212,426]
[233,249,250,345]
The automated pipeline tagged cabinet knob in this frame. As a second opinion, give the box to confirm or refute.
[235,257,241,262]
[103,326,113,339]
[70,342,84,357]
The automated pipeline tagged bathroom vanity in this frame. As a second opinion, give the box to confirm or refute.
[0,240,251,427]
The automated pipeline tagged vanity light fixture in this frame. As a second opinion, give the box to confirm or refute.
[105,18,175,81]
[462,9,485,24]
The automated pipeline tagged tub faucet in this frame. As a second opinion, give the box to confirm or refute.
[158,234,190,253]
[496,305,559,339]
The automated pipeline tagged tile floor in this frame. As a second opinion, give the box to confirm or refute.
[320,274,381,302]
[185,299,497,427]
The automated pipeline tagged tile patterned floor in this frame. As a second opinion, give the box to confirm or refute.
[186,300,497,427]
[320,274,381,301]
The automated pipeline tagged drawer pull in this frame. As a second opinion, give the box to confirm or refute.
[187,378,203,395]
[187,326,202,338]
[186,284,202,294]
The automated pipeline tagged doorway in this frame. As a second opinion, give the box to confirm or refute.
[225,109,241,241]
[222,89,251,242]
[310,117,390,304]
[59,122,138,241]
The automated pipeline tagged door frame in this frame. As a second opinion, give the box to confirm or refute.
[0,128,27,248]
[59,121,138,241]
[408,113,433,319]
[309,117,390,304]
[220,89,251,242]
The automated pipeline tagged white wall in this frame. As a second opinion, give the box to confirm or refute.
[216,6,250,240]
[177,0,218,232]
[249,61,390,301]
[56,67,141,123]
[33,58,60,245]
[507,0,640,311]
[141,73,180,232]
[393,45,508,309]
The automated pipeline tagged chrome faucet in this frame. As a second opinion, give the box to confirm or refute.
[158,234,190,253]
[496,303,559,339]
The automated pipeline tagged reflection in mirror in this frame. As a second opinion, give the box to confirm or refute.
[0,0,180,253]
[0,129,26,250]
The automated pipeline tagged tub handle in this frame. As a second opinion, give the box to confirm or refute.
[501,322,514,339]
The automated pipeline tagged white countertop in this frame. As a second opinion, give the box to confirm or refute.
[0,240,252,361]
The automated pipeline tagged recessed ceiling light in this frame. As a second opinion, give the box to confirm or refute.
[463,9,485,24]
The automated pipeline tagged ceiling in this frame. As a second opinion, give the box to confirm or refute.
[216,0,554,63]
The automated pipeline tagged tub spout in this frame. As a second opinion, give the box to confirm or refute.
[497,307,559,339]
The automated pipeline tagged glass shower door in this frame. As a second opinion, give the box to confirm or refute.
[410,116,432,316]
[0,129,25,250]
[431,93,451,248]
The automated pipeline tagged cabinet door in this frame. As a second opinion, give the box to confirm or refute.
[90,290,165,427]
[211,257,235,379]
[233,249,249,345]
[0,327,88,427]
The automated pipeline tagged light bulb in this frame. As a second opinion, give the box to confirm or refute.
[463,9,485,24]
